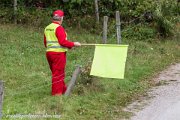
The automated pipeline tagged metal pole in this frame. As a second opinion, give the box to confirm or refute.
[116,11,121,44]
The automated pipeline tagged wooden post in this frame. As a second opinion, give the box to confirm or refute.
[94,0,99,24]
[116,11,121,44]
[64,66,81,96]
[0,81,3,118]
[14,0,17,24]
[103,16,108,44]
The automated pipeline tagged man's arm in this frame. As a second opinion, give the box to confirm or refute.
[56,26,74,49]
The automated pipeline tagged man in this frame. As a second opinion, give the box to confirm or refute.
[44,10,81,96]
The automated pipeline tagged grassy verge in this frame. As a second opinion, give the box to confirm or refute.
[0,24,180,120]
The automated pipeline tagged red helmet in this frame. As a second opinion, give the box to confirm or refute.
[53,10,64,17]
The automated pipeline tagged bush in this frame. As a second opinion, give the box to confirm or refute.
[122,24,157,41]
[0,0,179,39]
[16,7,52,27]
[153,1,177,37]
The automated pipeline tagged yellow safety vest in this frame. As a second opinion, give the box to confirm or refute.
[44,23,68,52]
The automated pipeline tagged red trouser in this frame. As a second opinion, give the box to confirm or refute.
[46,52,67,95]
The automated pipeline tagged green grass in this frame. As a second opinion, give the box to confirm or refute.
[0,24,180,120]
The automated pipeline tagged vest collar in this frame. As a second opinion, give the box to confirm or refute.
[52,21,60,25]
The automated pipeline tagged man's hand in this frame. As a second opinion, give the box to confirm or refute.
[74,42,81,47]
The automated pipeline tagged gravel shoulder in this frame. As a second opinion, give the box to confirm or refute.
[125,63,180,120]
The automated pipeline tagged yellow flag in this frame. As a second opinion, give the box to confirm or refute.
[90,44,128,79]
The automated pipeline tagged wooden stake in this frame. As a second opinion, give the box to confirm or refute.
[0,81,3,118]
[65,66,81,96]
[103,16,108,44]
[94,0,99,24]
[14,0,17,24]
[116,11,121,44]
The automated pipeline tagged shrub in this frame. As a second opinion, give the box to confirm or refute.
[0,0,179,38]
[122,24,156,41]
[153,2,176,37]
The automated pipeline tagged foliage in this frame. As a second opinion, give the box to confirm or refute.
[154,5,173,37]
[0,0,179,38]
[122,24,157,41]
[16,7,52,27]
[153,1,179,37]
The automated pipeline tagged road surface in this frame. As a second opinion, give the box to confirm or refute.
[125,63,180,120]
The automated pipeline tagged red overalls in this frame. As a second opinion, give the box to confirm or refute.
[44,22,74,95]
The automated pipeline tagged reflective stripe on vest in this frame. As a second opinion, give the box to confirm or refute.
[46,41,67,48]
[44,23,68,52]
